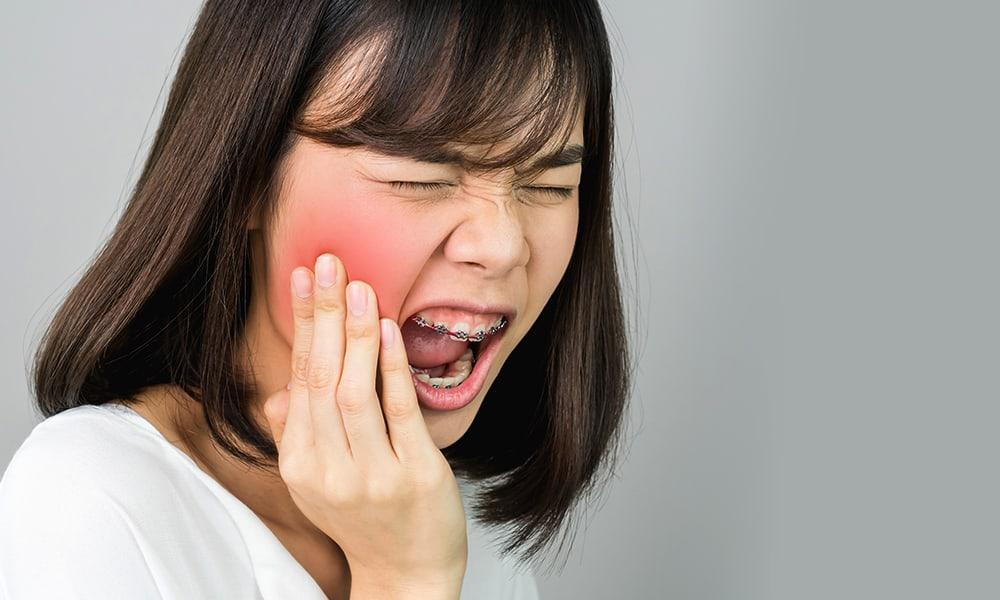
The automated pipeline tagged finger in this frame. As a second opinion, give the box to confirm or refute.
[308,253,352,458]
[377,317,435,463]
[337,279,394,467]
[284,266,317,452]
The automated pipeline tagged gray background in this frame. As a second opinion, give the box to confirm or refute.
[2,1,998,599]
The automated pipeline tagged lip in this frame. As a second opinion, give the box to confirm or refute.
[409,319,510,412]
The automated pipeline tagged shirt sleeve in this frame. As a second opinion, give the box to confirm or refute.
[0,438,165,600]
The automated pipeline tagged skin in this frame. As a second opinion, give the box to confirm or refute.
[131,111,584,598]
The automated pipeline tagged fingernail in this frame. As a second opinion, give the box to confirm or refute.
[292,269,312,298]
[286,381,293,390]
[316,254,337,288]
[347,281,367,315]
[380,319,395,349]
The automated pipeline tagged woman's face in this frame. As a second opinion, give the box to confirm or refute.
[252,115,583,448]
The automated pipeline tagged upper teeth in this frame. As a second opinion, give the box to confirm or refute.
[410,313,508,342]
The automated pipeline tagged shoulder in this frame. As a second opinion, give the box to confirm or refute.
[0,404,257,598]
[0,405,171,596]
[0,402,245,528]
[0,404,169,502]
[0,403,192,537]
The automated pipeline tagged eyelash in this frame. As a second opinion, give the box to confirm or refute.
[387,181,574,199]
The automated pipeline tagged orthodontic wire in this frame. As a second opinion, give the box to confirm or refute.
[406,316,509,382]
[409,314,508,342]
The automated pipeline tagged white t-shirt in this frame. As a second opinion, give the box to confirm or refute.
[0,402,539,599]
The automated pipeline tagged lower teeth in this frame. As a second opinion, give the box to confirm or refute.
[408,345,476,389]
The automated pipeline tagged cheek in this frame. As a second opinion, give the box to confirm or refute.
[266,183,434,346]
[528,203,579,293]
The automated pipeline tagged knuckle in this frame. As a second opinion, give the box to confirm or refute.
[382,396,416,420]
[292,293,314,315]
[291,352,311,384]
[314,293,345,315]
[324,473,361,505]
[380,356,409,377]
[410,460,451,492]
[345,319,374,342]
[366,473,406,504]
[278,453,310,487]
[306,358,336,389]
[335,385,368,416]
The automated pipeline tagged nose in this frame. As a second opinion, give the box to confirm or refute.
[443,187,530,278]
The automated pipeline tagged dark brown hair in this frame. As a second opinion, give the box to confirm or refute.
[31,0,634,572]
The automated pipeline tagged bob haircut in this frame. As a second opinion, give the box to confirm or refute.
[31,0,633,570]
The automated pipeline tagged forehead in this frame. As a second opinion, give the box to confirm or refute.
[295,26,589,182]
[416,104,585,171]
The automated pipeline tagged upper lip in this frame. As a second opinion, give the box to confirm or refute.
[402,299,518,326]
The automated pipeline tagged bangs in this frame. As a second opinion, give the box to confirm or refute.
[292,1,594,184]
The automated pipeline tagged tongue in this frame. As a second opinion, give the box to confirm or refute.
[400,318,470,370]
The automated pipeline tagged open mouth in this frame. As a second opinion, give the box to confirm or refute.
[400,312,511,411]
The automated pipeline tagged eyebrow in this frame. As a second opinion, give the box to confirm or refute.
[411,143,586,171]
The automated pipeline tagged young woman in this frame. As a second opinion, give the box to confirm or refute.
[0,1,632,599]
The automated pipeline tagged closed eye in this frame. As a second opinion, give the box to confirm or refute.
[387,181,453,192]
[387,181,574,198]
[522,186,574,198]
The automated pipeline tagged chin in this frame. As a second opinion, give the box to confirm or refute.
[422,400,480,449]
[419,342,509,449]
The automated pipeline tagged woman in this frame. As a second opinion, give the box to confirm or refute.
[0,1,632,598]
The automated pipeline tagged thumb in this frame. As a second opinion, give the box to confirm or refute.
[263,389,291,449]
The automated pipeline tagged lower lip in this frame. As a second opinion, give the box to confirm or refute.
[411,324,508,412]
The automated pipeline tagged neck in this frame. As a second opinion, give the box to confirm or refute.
[138,231,316,537]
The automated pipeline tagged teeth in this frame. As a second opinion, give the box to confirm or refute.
[410,313,507,342]
[405,311,503,388]
[448,322,470,342]
[409,347,474,388]
[419,374,460,388]
[430,372,468,388]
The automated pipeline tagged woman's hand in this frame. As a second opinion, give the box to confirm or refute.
[261,252,468,597]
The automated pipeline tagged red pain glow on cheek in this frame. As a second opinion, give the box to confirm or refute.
[267,174,436,347]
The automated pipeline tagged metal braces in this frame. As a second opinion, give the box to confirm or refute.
[409,314,508,342]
